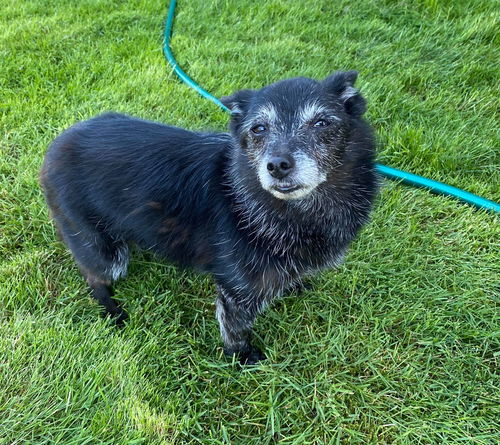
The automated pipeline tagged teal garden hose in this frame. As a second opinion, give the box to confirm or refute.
[163,0,500,213]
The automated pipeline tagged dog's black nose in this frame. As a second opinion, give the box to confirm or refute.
[267,155,294,179]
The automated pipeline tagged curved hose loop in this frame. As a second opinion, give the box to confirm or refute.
[163,0,500,213]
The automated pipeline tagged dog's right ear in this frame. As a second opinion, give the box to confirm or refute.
[220,89,255,116]
[323,71,366,116]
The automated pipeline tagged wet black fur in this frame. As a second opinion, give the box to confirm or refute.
[41,72,378,364]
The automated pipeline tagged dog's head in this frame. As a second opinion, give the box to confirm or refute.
[222,71,368,200]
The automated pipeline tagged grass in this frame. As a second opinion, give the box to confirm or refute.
[0,0,499,443]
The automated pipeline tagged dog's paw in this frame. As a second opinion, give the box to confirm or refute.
[239,347,266,365]
[224,346,266,365]
[112,309,129,327]
[288,280,313,296]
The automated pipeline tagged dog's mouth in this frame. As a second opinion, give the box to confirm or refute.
[272,184,303,194]
[268,182,315,200]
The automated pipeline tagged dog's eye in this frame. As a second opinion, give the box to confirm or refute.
[251,124,267,134]
[313,119,330,128]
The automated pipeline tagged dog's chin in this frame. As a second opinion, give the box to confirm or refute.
[265,184,316,200]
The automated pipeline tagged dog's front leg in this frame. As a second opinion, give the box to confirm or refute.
[215,285,266,365]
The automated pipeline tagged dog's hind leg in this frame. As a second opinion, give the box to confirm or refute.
[80,265,129,326]
[52,213,129,325]
[215,285,266,365]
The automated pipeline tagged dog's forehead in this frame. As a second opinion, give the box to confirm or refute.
[259,77,321,108]
[251,78,329,124]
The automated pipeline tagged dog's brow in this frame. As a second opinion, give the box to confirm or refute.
[298,102,331,124]
[255,104,279,124]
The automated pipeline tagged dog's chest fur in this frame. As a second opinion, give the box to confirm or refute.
[213,189,356,302]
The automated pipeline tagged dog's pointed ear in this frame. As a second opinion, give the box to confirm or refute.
[323,70,366,116]
[220,89,255,116]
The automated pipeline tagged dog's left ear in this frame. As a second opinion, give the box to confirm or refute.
[220,89,255,116]
[323,70,366,116]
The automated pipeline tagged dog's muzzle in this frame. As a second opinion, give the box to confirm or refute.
[257,152,326,200]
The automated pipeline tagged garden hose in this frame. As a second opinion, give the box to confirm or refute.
[163,0,500,213]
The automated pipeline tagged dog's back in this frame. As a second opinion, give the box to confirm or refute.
[42,113,234,270]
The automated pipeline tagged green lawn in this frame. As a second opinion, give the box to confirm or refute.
[1,0,499,443]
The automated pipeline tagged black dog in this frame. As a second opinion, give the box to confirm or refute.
[41,71,378,364]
